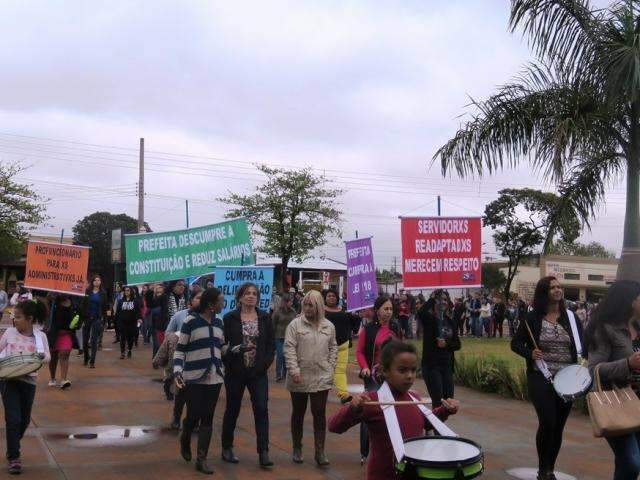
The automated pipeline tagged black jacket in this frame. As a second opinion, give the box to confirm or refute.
[116,297,141,326]
[222,308,275,377]
[418,307,461,368]
[150,293,169,331]
[511,309,584,373]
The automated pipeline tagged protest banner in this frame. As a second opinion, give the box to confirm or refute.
[400,216,482,289]
[125,218,254,284]
[214,266,274,316]
[24,241,90,296]
[345,237,378,311]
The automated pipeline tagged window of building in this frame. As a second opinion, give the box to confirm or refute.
[564,273,580,281]
[588,274,604,282]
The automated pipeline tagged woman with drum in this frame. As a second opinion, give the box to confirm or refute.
[0,300,51,475]
[585,280,640,480]
[285,290,337,466]
[47,295,78,389]
[511,276,583,480]
[80,275,108,369]
[329,340,460,480]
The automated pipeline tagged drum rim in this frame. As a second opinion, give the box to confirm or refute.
[0,354,43,379]
[401,435,484,467]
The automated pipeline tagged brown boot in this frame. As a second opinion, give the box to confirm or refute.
[314,429,329,466]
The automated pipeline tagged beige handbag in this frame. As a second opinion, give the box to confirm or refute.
[587,364,640,438]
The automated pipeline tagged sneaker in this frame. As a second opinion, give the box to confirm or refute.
[48,379,57,387]
[76,350,83,356]
[89,364,95,369]
[60,380,71,390]
[120,353,125,360]
[8,458,21,475]
[127,350,132,359]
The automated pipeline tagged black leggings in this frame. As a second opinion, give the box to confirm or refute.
[120,322,138,354]
[182,383,221,460]
[423,363,454,408]
[528,371,572,474]
[290,390,329,449]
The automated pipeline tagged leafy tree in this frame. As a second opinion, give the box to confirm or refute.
[72,212,148,290]
[376,268,402,285]
[549,240,616,258]
[218,165,343,290]
[434,1,640,282]
[482,263,507,293]
[0,162,48,260]
[484,188,580,302]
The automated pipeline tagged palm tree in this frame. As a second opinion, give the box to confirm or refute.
[435,0,640,281]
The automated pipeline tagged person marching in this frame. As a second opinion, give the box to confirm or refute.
[48,295,79,389]
[285,290,337,466]
[173,287,226,475]
[355,294,401,463]
[153,326,185,430]
[329,340,459,480]
[511,276,583,480]
[80,275,108,369]
[0,300,51,475]
[115,286,141,360]
[585,280,640,480]
[221,282,275,468]
[272,293,296,382]
[150,284,169,357]
[418,290,461,408]
[323,288,360,403]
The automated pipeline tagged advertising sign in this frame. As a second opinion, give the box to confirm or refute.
[345,237,378,311]
[24,241,90,296]
[214,266,274,317]
[124,218,253,284]
[400,216,482,289]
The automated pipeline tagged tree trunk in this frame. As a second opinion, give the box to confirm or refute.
[281,257,289,292]
[617,131,640,281]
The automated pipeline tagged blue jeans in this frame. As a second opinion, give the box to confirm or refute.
[607,432,640,480]
[151,330,162,358]
[470,315,481,336]
[143,313,152,343]
[275,338,286,379]
[1,380,36,460]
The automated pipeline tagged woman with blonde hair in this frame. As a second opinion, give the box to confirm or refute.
[284,290,337,466]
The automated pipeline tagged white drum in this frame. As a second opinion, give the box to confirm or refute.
[553,364,592,401]
[397,436,484,479]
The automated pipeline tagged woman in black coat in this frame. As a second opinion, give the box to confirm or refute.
[221,282,275,468]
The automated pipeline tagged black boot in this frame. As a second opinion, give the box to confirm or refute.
[196,426,214,474]
[180,423,192,462]
[314,429,329,466]
[221,447,239,463]
[259,451,274,467]
[292,418,304,464]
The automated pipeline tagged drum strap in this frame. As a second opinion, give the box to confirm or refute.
[566,310,583,358]
[378,382,458,463]
[34,331,44,354]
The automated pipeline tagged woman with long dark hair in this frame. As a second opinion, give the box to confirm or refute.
[174,287,226,475]
[221,282,275,468]
[585,280,640,480]
[354,294,401,464]
[511,276,583,480]
[115,286,141,360]
[80,275,108,368]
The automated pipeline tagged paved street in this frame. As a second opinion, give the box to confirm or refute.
[0,330,613,479]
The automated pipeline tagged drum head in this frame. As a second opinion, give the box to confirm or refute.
[553,365,592,396]
[0,355,43,379]
[403,436,483,467]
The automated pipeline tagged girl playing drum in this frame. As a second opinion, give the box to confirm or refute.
[329,340,459,480]
[0,300,50,475]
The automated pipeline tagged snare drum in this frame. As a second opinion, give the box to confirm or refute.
[396,436,484,479]
[0,354,43,379]
[553,364,592,401]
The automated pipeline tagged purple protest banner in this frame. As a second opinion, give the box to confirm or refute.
[345,237,378,312]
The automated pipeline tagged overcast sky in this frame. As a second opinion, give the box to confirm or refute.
[0,0,625,270]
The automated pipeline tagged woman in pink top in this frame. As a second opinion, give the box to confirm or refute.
[355,294,401,463]
[0,300,50,475]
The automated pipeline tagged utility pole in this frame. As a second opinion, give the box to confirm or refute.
[185,199,190,228]
[137,137,145,232]
[393,256,398,295]
[437,195,441,216]
[355,230,359,239]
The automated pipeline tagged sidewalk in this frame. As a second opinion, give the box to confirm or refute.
[0,331,613,479]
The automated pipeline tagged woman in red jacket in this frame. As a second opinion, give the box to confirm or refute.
[329,340,459,480]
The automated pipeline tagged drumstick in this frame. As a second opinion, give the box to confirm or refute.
[363,400,431,406]
[523,319,540,350]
